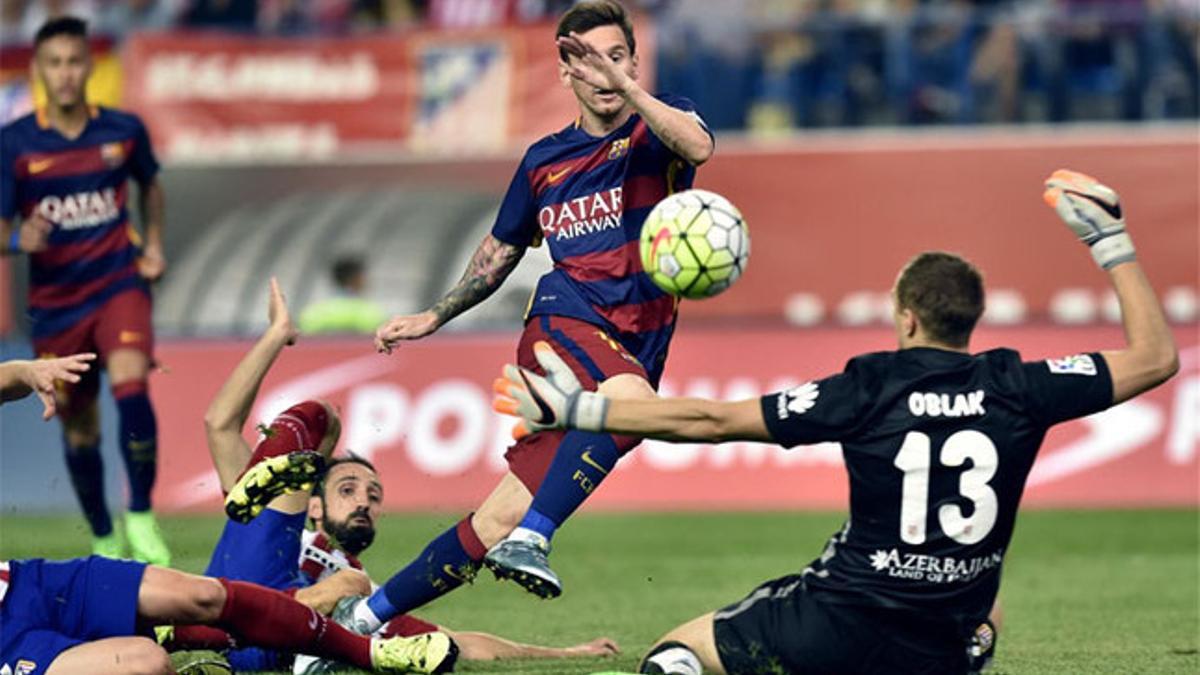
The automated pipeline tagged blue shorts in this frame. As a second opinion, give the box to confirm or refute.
[1,556,147,675]
[205,509,307,589]
[205,509,307,671]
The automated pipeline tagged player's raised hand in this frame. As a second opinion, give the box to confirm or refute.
[557,31,634,96]
[137,240,167,281]
[374,311,440,353]
[1043,169,1135,270]
[16,215,52,253]
[26,353,95,419]
[492,341,608,438]
[267,277,297,345]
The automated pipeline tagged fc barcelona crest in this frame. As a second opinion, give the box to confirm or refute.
[101,142,126,167]
[608,137,630,161]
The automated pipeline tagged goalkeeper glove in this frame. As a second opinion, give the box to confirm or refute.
[492,341,609,439]
[1043,169,1135,270]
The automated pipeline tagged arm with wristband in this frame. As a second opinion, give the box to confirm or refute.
[1,216,52,255]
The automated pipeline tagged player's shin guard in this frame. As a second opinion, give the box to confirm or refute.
[114,381,157,512]
[64,440,114,537]
[521,431,630,539]
[640,641,703,675]
[216,578,372,669]
[368,515,486,626]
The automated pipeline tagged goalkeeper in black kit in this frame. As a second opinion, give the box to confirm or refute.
[494,170,1178,674]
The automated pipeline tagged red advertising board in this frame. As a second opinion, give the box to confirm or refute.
[686,130,1200,326]
[151,326,1198,512]
[121,23,653,160]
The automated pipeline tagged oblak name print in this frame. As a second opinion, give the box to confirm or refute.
[908,390,986,418]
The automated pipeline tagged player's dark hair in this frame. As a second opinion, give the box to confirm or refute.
[556,1,635,61]
[895,251,985,347]
[331,255,365,289]
[313,454,378,501]
[34,16,88,48]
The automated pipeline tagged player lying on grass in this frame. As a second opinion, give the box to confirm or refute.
[191,278,618,672]
[0,359,453,675]
[494,170,1179,674]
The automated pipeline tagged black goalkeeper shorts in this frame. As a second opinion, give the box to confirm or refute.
[712,574,973,675]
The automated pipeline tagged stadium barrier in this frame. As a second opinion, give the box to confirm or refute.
[129,325,1193,512]
[121,22,654,161]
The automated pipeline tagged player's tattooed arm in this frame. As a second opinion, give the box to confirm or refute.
[431,234,525,324]
[376,234,524,352]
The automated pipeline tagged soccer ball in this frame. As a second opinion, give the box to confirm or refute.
[639,189,750,299]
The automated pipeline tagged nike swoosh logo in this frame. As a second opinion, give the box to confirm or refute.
[547,167,572,185]
[28,158,54,174]
[581,449,609,476]
[443,563,472,583]
[648,226,672,262]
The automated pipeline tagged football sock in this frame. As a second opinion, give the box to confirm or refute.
[640,641,703,675]
[521,431,625,539]
[368,515,486,623]
[64,439,113,537]
[245,400,328,470]
[216,578,371,668]
[113,382,157,512]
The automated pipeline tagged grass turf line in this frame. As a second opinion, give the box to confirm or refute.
[0,510,1195,674]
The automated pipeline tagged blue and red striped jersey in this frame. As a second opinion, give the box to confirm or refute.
[491,94,709,359]
[1,106,159,339]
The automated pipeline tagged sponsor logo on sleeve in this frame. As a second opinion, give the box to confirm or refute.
[15,661,36,675]
[777,381,819,419]
[1046,354,1097,376]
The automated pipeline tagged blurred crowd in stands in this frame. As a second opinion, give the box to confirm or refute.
[2,0,1197,127]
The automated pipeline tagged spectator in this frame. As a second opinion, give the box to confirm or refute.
[184,0,258,31]
[95,0,183,39]
[298,254,388,335]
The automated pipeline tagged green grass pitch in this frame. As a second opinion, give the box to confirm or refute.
[1,510,1196,674]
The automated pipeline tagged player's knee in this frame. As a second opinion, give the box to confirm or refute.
[184,576,228,622]
[280,399,338,453]
[315,400,341,458]
[122,639,172,675]
[106,349,151,384]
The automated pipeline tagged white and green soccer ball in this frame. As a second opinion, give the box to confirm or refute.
[639,189,750,300]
